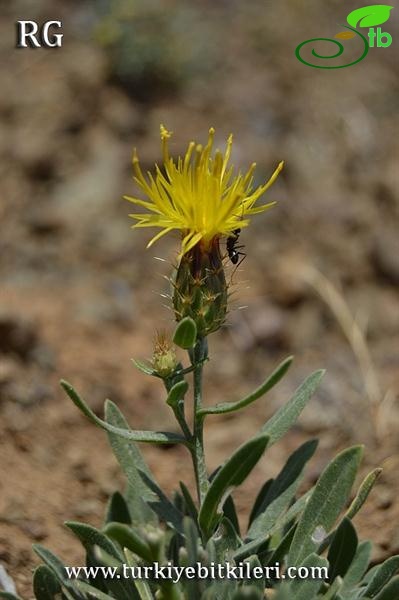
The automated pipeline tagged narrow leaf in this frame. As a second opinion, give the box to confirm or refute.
[200,356,293,416]
[124,549,155,600]
[267,524,297,567]
[32,545,71,587]
[223,495,241,537]
[139,470,184,534]
[345,468,382,520]
[232,588,264,600]
[105,401,157,524]
[327,518,358,582]
[61,380,186,445]
[105,491,131,525]
[33,565,62,600]
[199,435,269,538]
[287,553,328,599]
[65,522,123,561]
[261,370,325,446]
[234,488,313,561]
[74,581,115,600]
[103,523,153,562]
[288,446,363,567]
[248,479,274,527]
[173,317,197,349]
[179,482,199,522]
[212,517,242,562]
[363,556,399,598]
[374,575,399,600]
[341,540,372,591]
[247,440,317,539]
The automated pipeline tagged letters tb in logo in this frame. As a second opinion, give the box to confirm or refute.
[16,21,63,48]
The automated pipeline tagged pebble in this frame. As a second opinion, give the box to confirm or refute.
[0,313,38,360]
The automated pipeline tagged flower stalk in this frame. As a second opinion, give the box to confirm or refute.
[189,337,209,505]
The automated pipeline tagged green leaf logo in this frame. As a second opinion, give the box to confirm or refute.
[347,5,393,28]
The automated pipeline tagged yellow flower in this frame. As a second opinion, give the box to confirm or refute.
[125,126,283,257]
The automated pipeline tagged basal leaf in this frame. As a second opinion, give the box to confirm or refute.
[341,540,372,592]
[373,575,399,600]
[347,5,393,28]
[198,435,269,538]
[103,523,153,562]
[33,565,62,600]
[73,581,115,600]
[65,522,123,561]
[234,488,313,561]
[124,549,155,600]
[288,446,363,567]
[179,482,199,522]
[105,400,157,524]
[363,555,399,598]
[212,517,242,562]
[139,470,184,534]
[247,440,317,540]
[248,479,274,527]
[286,553,329,599]
[345,468,382,520]
[105,491,132,525]
[32,545,74,591]
[327,518,358,582]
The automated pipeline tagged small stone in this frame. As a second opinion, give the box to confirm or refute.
[19,520,48,541]
[371,230,399,285]
[0,313,39,360]
[73,499,102,518]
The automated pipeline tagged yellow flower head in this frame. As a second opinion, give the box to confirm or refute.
[125,126,284,257]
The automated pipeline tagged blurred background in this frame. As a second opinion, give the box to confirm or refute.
[1,0,398,595]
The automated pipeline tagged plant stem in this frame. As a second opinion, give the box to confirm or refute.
[190,337,209,505]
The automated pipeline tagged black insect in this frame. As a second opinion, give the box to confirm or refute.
[226,228,246,266]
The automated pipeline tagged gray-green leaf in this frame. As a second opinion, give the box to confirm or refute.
[200,356,293,416]
[105,401,157,524]
[327,518,358,582]
[199,435,269,538]
[33,565,62,600]
[363,556,399,598]
[373,575,399,600]
[247,439,317,540]
[61,380,186,445]
[288,446,363,567]
[261,370,325,446]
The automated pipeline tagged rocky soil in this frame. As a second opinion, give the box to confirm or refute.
[1,1,399,597]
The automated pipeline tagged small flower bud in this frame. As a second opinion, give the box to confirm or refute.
[151,332,178,378]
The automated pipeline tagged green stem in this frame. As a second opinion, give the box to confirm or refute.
[190,337,209,505]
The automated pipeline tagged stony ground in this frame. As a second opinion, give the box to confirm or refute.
[1,1,399,597]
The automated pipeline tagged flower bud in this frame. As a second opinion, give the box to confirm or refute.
[152,332,178,378]
[173,239,228,337]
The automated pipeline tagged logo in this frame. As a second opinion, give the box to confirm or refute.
[296,5,393,68]
[16,20,63,48]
